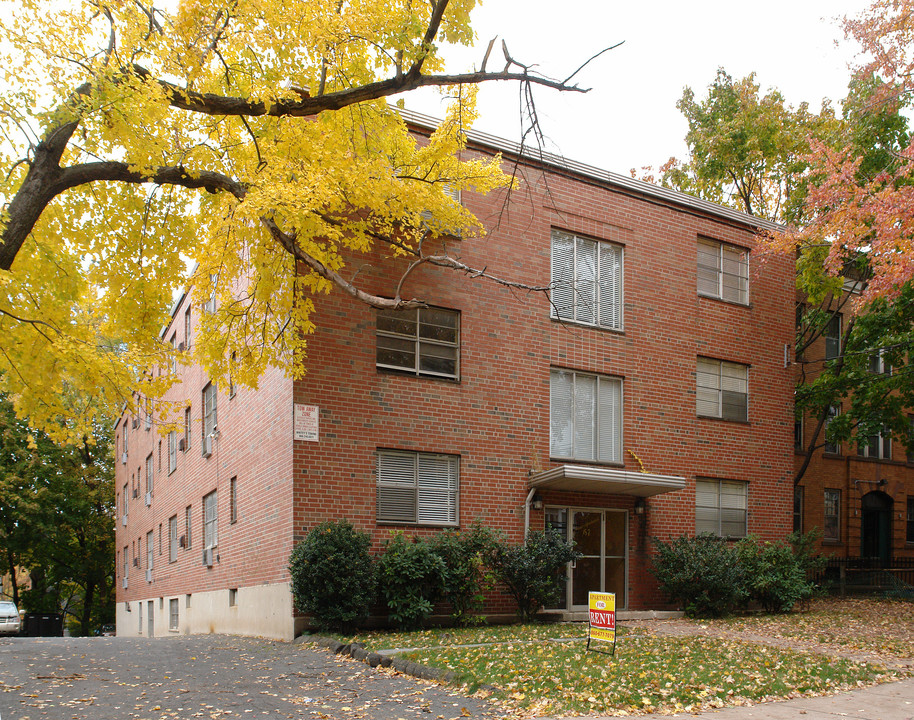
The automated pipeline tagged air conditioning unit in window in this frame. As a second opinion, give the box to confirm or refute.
[133,557,139,567]
[122,577,128,589]
[178,438,186,452]
[178,342,185,352]
[179,534,186,548]
[121,452,128,465]
[122,514,128,526]
[145,492,152,506]
[202,547,214,567]
[146,569,152,583]
[132,487,138,499]
[131,418,138,429]
[202,436,213,458]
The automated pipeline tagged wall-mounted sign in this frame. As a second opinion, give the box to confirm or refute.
[294,404,319,442]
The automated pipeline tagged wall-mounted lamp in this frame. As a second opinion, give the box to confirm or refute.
[634,497,646,515]
[531,493,544,511]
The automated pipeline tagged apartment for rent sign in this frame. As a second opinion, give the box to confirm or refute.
[587,591,616,655]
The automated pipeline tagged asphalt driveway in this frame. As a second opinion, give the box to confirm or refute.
[0,635,505,719]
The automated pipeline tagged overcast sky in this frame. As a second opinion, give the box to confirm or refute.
[407,0,873,175]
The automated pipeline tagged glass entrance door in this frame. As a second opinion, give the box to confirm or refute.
[546,507,627,609]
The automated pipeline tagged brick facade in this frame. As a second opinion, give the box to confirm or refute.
[115,119,796,638]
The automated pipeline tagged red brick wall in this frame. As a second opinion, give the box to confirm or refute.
[291,155,796,611]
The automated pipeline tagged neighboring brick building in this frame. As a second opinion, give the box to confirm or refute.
[115,115,796,639]
[794,293,914,567]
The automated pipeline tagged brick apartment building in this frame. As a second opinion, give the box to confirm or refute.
[794,294,914,568]
[114,115,796,639]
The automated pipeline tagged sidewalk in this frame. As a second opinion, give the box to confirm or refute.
[612,676,914,719]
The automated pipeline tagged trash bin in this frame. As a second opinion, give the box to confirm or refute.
[22,612,64,637]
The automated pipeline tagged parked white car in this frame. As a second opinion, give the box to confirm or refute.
[0,601,21,635]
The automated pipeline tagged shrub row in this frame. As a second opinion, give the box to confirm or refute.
[289,520,579,631]
[651,531,824,617]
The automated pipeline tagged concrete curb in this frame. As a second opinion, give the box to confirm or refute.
[304,635,457,684]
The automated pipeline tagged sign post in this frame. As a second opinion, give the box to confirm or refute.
[587,591,616,655]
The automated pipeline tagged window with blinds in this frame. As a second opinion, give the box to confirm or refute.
[697,237,748,304]
[549,369,622,463]
[550,230,623,329]
[203,490,218,548]
[695,479,747,537]
[696,357,748,422]
[376,450,458,525]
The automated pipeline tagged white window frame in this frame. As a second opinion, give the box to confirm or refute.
[697,237,748,304]
[697,357,748,422]
[168,516,178,563]
[168,431,177,474]
[824,405,841,454]
[185,505,192,549]
[376,450,458,526]
[184,305,192,350]
[169,598,179,631]
[824,314,841,360]
[549,369,623,463]
[868,348,891,375]
[146,530,154,571]
[183,406,191,452]
[145,453,154,496]
[376,307,460,379]
[550,229,623,329]
[858,426,892,460]
[695,478,748,538]
[202,383,217,448]
[203,490,218,549]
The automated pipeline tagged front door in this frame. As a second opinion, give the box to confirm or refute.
[546,507,627,610]
[861,491,892,564]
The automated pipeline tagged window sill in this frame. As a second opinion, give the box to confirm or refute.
[821,540,842,546]
[549,316,625,335]
[548,457,625,468]
[822,452,842,458]
[697,293,750,309]
[376,521,459,529]
[697,415,750,425]
[377,367,461,383]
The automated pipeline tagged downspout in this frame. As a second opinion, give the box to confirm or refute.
[524,488,537,537]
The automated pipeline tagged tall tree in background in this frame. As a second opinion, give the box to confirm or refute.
[656,69,836,223]
[0,396,115,635]
[0,0,606,439]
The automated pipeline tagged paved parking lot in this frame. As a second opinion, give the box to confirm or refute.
[0,635,506,719]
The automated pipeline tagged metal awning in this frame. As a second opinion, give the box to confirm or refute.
[529,465,687,497]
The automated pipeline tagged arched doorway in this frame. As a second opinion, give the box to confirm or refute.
[861,491,893,564]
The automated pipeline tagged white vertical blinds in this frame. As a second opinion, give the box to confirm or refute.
[550,369,622,463]
[551,230,623,329]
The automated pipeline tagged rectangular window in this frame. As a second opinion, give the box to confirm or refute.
[146,530,154,572]
[376,450,458,525]
[168,431,177,474]
[184,406,191,452]
[824,489,840,541]
[123,483,129,517]
[203,490,218,549]
[550,369,622,463]
[170,333,177,373]
[185,505,192,549]
[824,405,841,454]
[869,349,891,375]
[145,400,152,431]
[794,416,803,452]
[376,307,459,379]
[169,598,179,631]
[145,453,154,497]
[793,486,804,533]
[695,479,748,538]
[908,497,914,543]
[697,358,748,422]
[551,229,623,329]
[169,516,178,563]
[858,426,891,460]
[230,476,237,524]
[202,383,217,449]
[825,315,841,360]
[123,546,129,580]
[184,306,192,350]
[697,237,748,304]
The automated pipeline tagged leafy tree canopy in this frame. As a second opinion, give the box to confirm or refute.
[0,0,600,440]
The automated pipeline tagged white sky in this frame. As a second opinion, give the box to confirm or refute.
[406,0,872,175]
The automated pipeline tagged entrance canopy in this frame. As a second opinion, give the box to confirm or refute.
[529,465,686,497]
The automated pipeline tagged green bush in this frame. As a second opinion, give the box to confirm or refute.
[377,532,446,630]
[288,520,376,632]
[736,535,814,613]
[429,522,501,626]
[651,534,746,617]
[491,527,580,622]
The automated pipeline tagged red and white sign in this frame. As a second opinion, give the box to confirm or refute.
[294,404,319,442]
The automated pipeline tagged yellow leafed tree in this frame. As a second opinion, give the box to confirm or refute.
[0,0,599,440]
